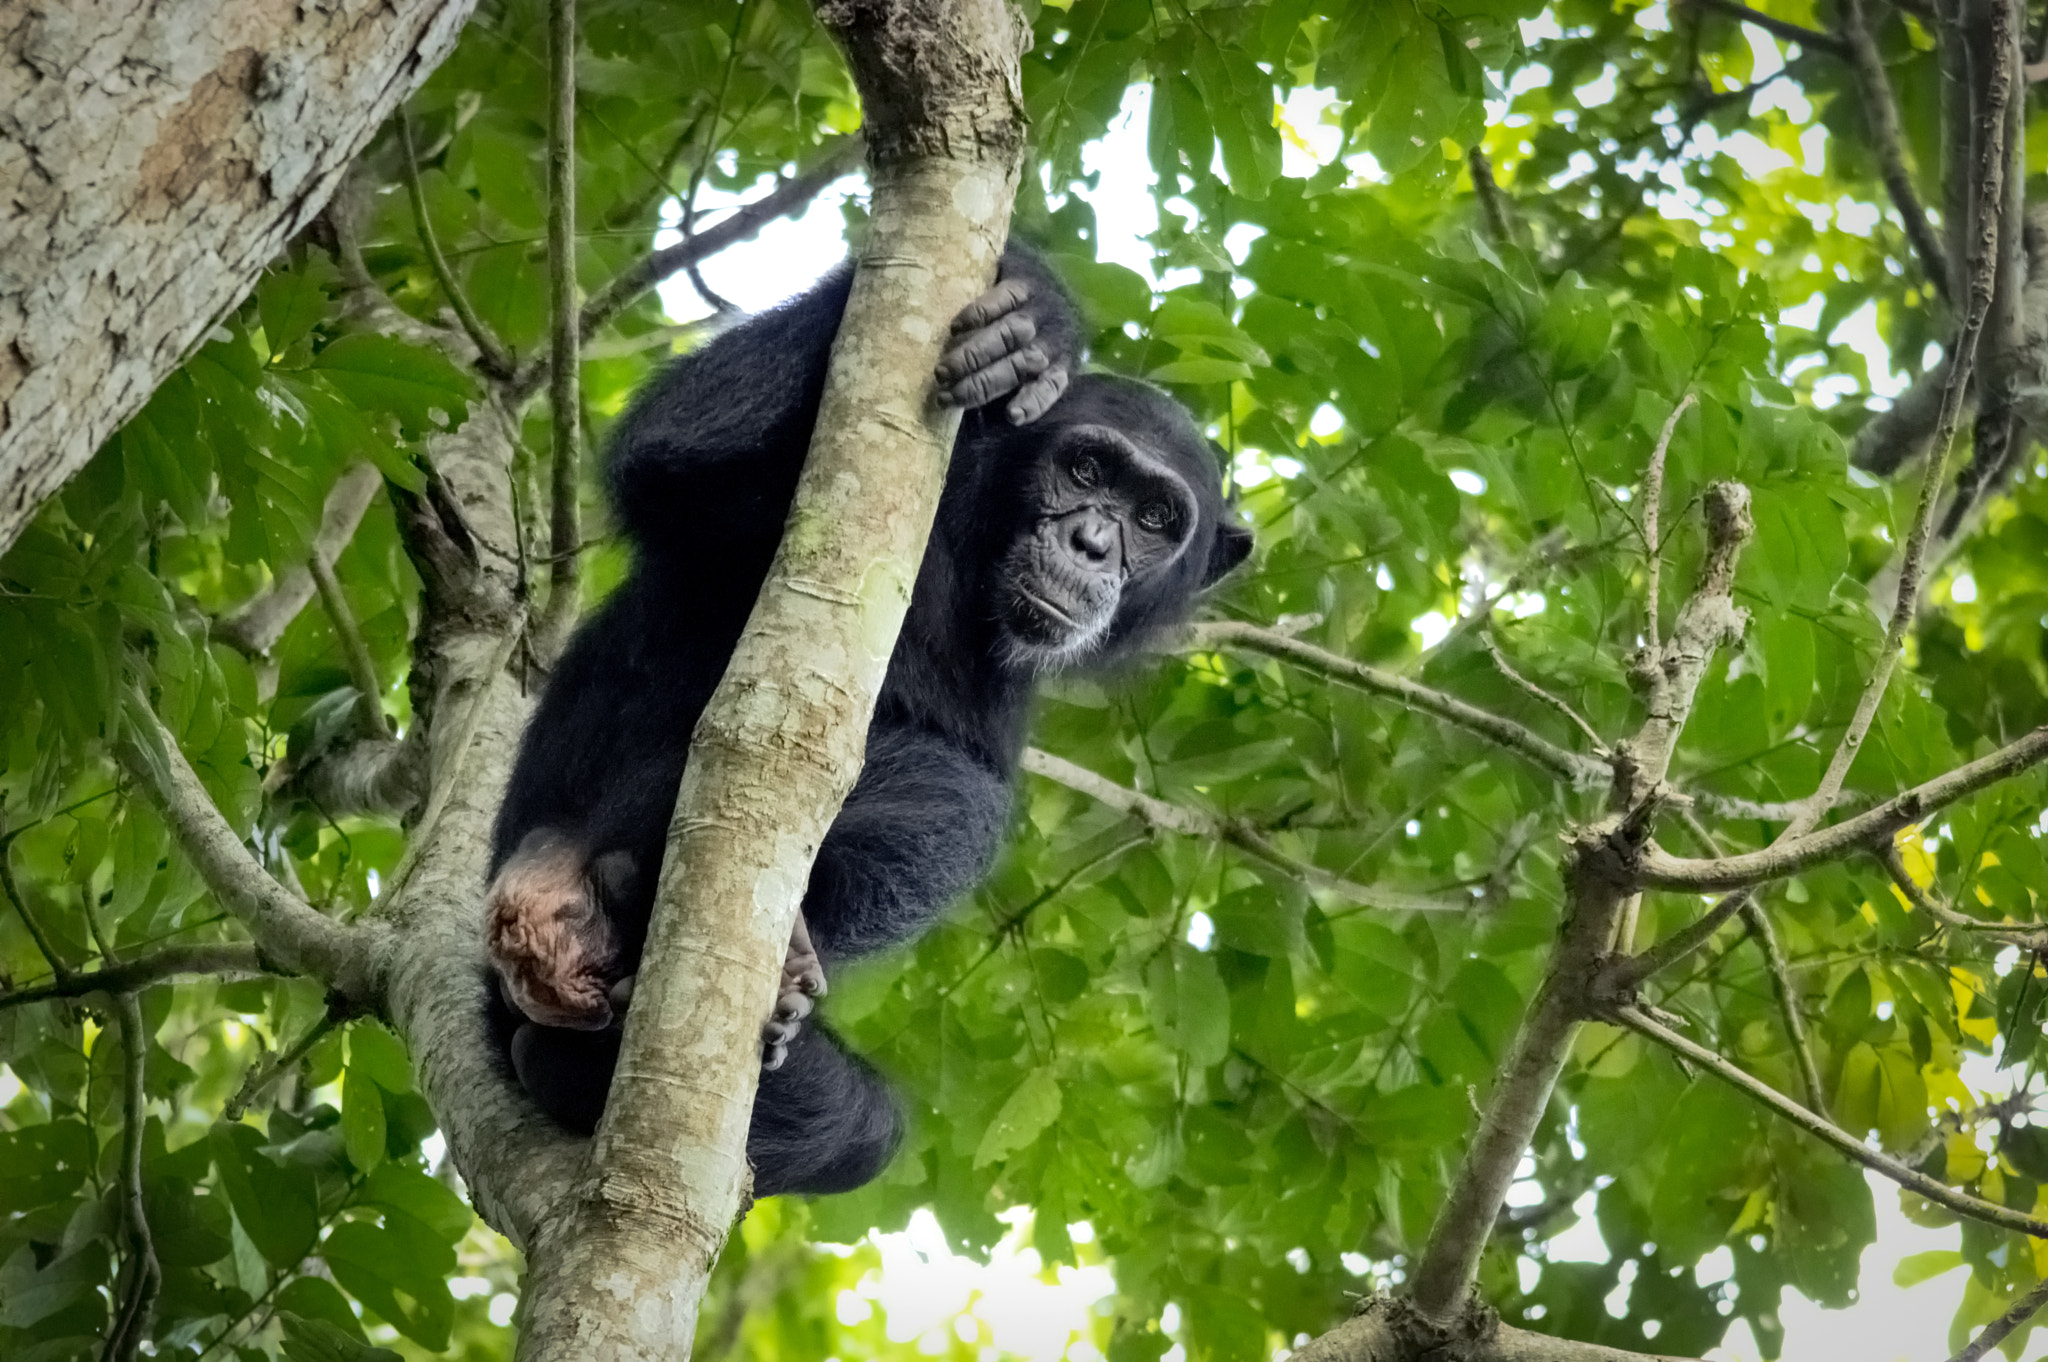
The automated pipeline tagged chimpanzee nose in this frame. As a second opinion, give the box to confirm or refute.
[1069,511,1118,563]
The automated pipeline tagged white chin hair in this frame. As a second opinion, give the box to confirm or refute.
[1000,619,1110,675]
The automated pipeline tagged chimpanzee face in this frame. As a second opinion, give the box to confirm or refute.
[990,376,1251,670]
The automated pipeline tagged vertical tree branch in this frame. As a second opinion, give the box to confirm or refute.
[1840,0,1954,300]
[1639,393,1695,652]
[510,4,1029,1356]
[400,109,515,380]
[1742,899,1829,1115]
[1804,6,2010,824]
[216,463,386,657]
[310,554,394,741]
[100,994,160,1362]
[1410,485,1755,1322]
[536,0,583,660]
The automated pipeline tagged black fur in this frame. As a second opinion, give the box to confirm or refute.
[488,245,1250,1197]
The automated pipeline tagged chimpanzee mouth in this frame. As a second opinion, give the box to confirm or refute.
[1002,581,1115,671]
[1014,585,1081,631]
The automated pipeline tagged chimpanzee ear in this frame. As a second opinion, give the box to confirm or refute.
[1203,517,1254,585]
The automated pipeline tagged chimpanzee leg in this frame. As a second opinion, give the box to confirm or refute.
[507,1017,899,1196]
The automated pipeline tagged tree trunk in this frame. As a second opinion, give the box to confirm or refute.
[0,0,478,554]
[510,1,1029,1357]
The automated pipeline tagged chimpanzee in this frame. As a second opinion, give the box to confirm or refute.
[485,243,1252,1196]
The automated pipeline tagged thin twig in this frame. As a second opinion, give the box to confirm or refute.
[0,845,72,981]
[1640,393,1697,651]
[0,943,268,1011]
[101,994,160,1362]
[399,110,515,379]
[1479,629,1609,755]
[216,464,384,657]
[675,0,752,317]
[510,135,864,400]
[1020,748,1477,914]
[1879,842,2048,946]
[224,1009,344,1122]
[309,554,393,741]
[536,0,582,660]
[1685,0,1851,56]
[1741,901,1828,1115]
[1949,1274,2048,1362]
[1614,1004,2048,1237]
[1188,620,1604,789]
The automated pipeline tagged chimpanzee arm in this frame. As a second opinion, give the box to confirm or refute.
[802,725,1012,960]
[605,267,856,550]
[608,244,1083,551]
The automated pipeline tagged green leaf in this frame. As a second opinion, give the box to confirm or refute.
[361,1163,473,1244]
[210,1124,320,1268]
[342,1063,387,1172]
[1146,357,1254,385]
[1145,941,1230,1068]
[322,1219,456,1349]
[348,1021,415,1093]
[279,1313,403,1362]
[975,1067,1063,1167]
[1893,1249,1965,1287]
[312,335,477,442]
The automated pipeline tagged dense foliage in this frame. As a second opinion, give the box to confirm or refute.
[2,0,2045,1358]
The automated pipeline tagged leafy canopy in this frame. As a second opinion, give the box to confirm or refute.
[3,0,2046,1359]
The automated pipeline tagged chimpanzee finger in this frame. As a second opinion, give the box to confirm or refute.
[941,345,1050,410]
[608,973,637,1012]
[1006,365,1071,425]
[949,277,1031,334]
[773,989,815,1024]
[762,1040,788,1072]
[935,311,1037,386]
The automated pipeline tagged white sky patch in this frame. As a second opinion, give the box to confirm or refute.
[1310,403,1344,438]
[1830,299,1907,399]
[844,1208,1116,1358]
[1575,65,1619,109]
[1278,86,1344,177]
[654,171,866,322]
[1185,910,1215,950]
[1950,572,1978,603]
[1412,611,1453,649]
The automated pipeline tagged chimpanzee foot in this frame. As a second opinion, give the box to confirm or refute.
[935,278,1070,425]
[485,831,620,1031]
[763,914,827,1072]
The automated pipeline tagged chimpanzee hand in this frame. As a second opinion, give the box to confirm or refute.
[934,264,1074,425]
[486,834,629,1031]
[600,912,826,1072]
[763,913,827,1071]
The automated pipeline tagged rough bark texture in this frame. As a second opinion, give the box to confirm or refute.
[0,0,479,555]
[1291,1297,1690,1362]
[510,2,1029,1357]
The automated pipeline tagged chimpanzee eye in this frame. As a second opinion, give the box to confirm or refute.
[1070,453,1102,487]
[1137,502,1175,532]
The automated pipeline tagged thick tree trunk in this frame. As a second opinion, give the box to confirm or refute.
[510,2,1029,1358]
[0,0,478,554]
